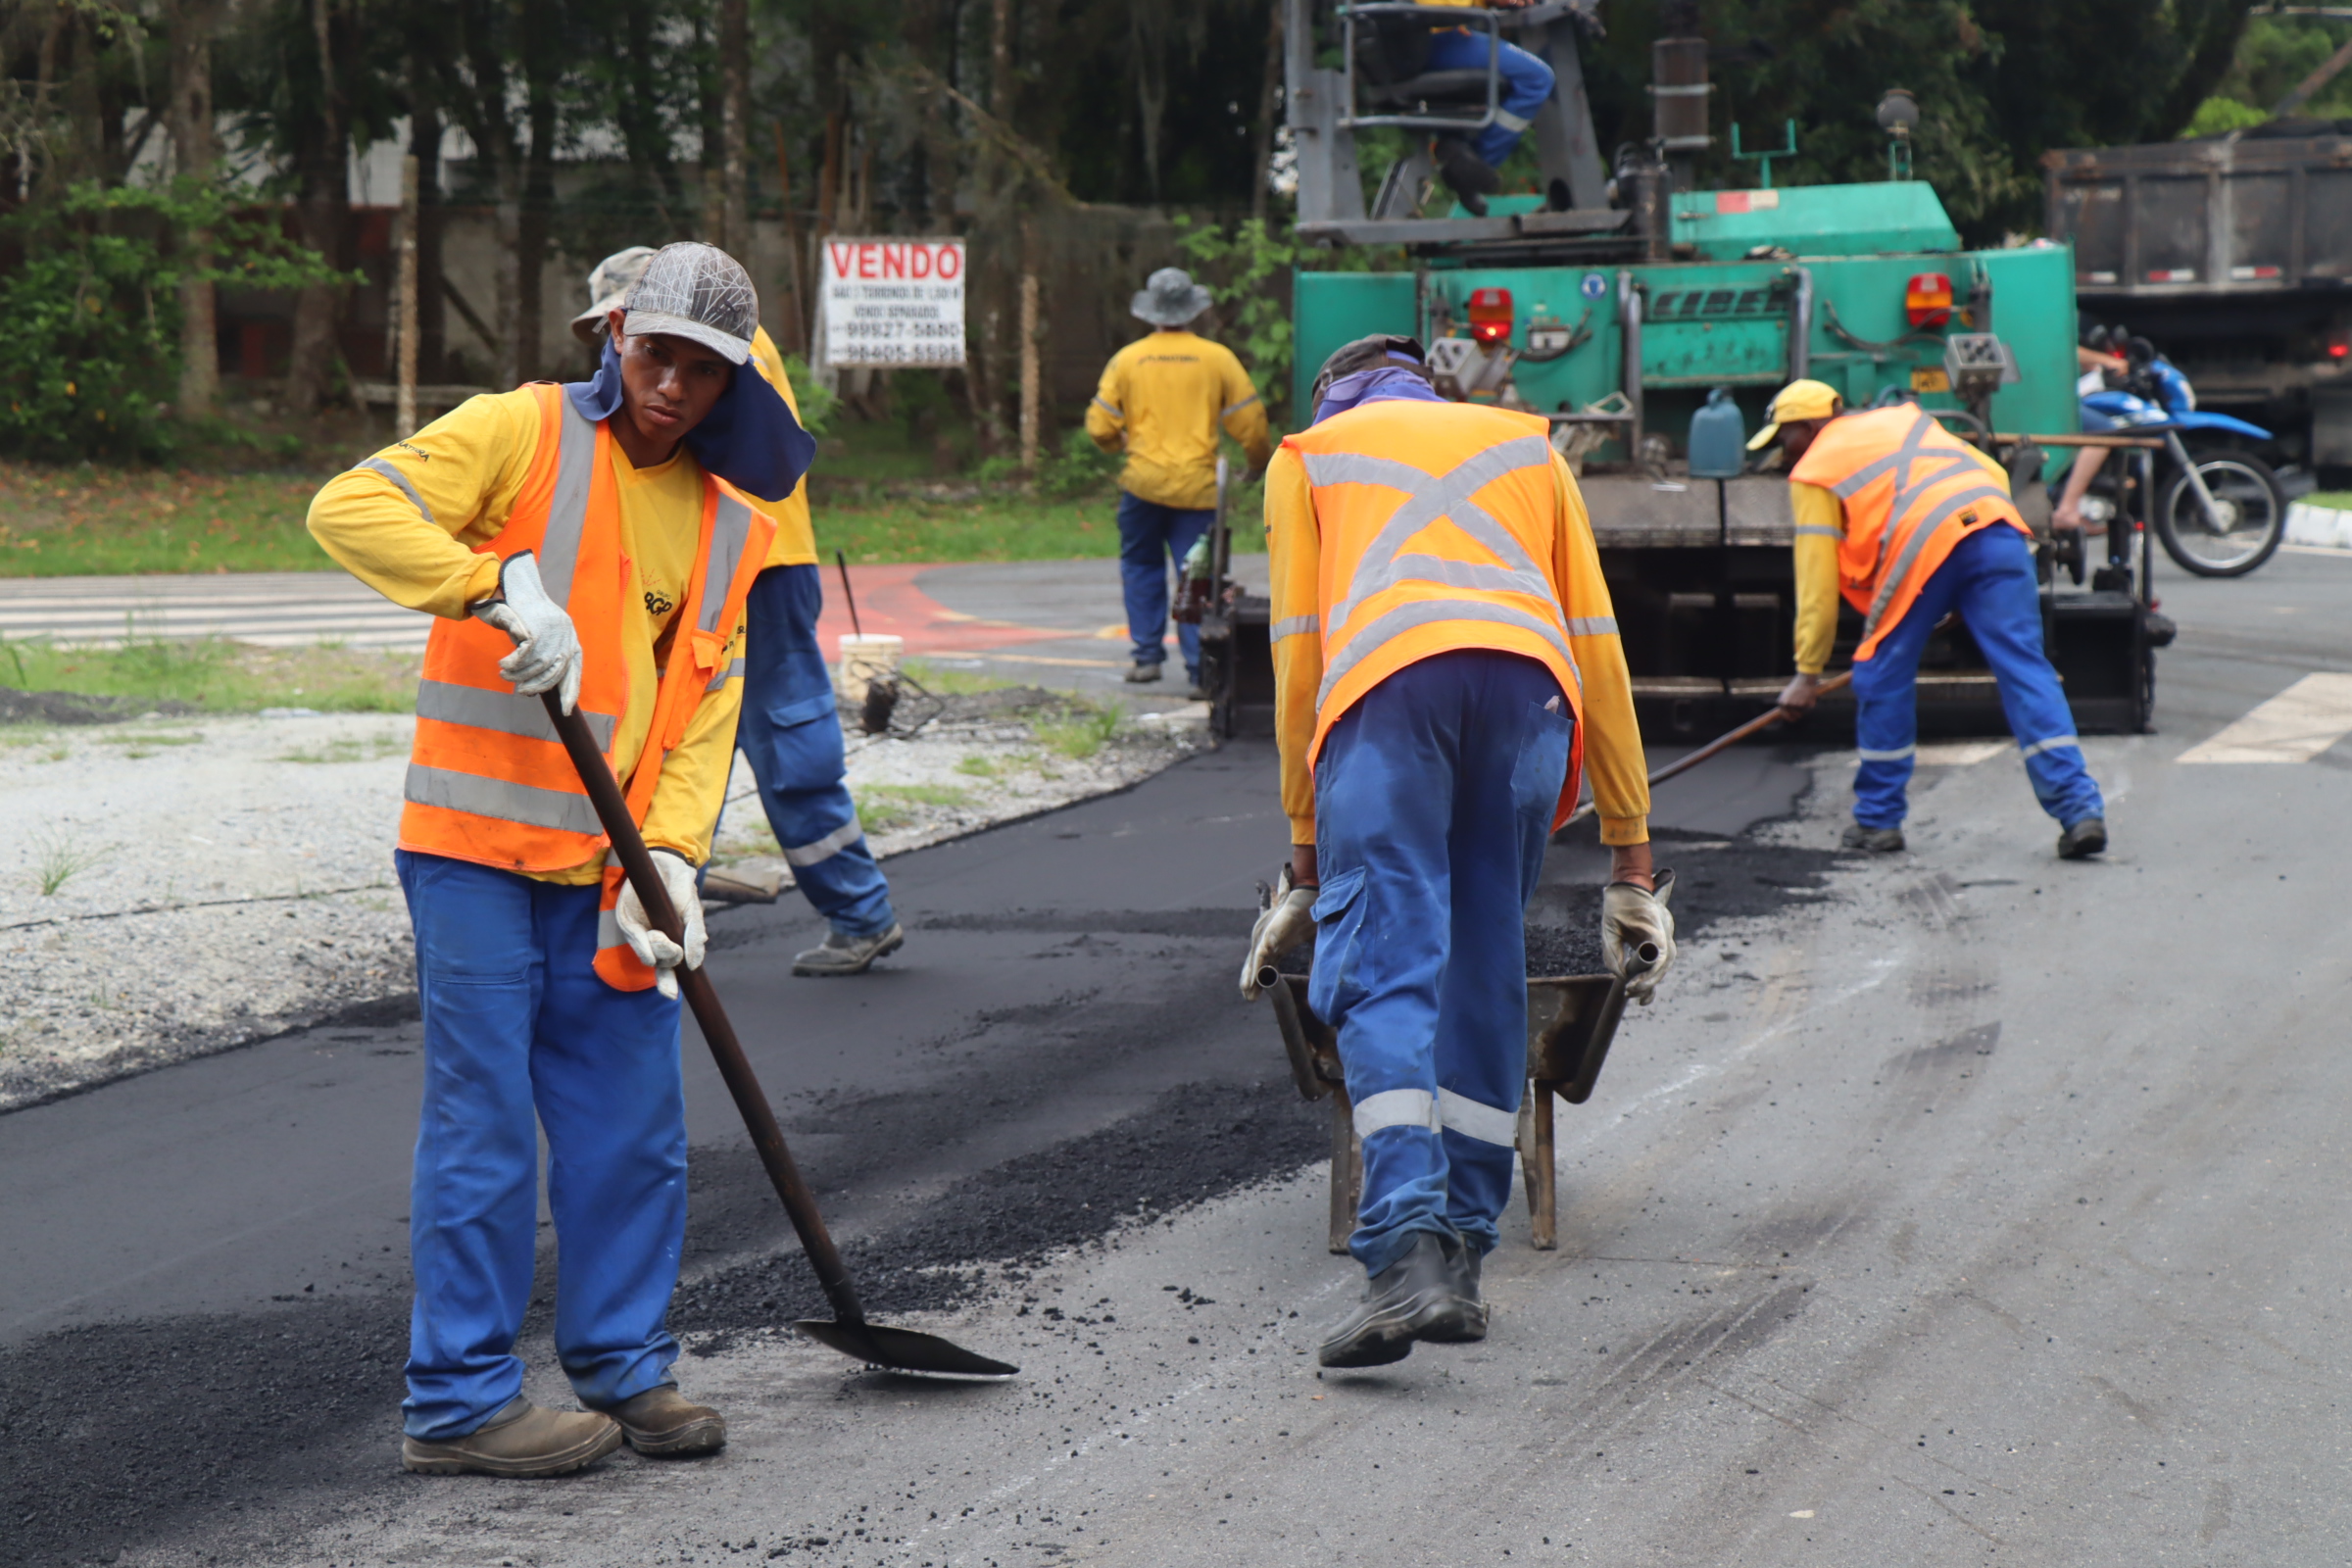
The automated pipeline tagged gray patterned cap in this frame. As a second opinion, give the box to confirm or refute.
[570,245,658,346]
[621,241,760,365]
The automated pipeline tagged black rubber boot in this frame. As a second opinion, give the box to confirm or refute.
[1436,139,1499,217]
[1317,1231,1479,1368]
[1840,822,1905,854]
[1417,1231,1488,1344]
[2058,816,2108,859]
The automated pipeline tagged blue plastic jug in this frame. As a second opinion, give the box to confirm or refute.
[1687,387,1747,479]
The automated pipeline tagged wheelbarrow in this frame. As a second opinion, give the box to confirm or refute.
[1253,943,1655,1252]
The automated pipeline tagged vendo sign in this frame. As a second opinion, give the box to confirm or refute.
[819,238,966,368]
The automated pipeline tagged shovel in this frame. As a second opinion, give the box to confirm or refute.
[541,691,1017,1379]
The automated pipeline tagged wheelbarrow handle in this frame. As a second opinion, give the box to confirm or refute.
[539,692,867,1328]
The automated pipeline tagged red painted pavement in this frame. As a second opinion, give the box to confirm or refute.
[809,563,1096,657]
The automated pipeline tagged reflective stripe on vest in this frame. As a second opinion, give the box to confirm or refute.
[1298,433,1576,711]
[1790,406,2025,660]
[1277,400,1594,831]
[396,383,774,992]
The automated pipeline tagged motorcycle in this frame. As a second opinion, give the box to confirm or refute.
[2065,345,2285,578]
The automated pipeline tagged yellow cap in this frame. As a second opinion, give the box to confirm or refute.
[1746,378,1843,450]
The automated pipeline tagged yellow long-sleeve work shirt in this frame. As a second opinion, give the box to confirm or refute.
[1086,329,1274,510]
[748,326,818,568]
[1789,441,2011,674]
[308,389,771,879]
[1264,443,1651,848]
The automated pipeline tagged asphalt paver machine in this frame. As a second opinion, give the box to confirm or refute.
[1196,0,2169,743]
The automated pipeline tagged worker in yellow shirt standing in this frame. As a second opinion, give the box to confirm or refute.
[573,251,901,976]
[1240,335,1675,1369]
[1086,268,1273,692]
[309,243,810,1478]
[1758,379,2108,858]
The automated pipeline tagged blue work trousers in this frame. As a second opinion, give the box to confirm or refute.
[1422,32,1555,167]
[394,851,688,1441]
[1309,650,1572,1276]
[738,564,896,937]
[1851,525,2105,830]
[1116,491,1209,680]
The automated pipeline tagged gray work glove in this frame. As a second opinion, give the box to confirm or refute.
[1601,867,1677,1005]
[470,552,582,715]
[1240,862,1317,1001]
[615,849,707,1001]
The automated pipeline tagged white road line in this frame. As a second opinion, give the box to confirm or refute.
[2178,671,2352,763]
[0,571,428,650]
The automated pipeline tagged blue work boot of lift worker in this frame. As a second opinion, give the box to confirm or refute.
[1317,1229,1487,1369]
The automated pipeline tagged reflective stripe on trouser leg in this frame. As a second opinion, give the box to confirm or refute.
[739,564,896,936]
[1846,543,1956,830]
[395,851,687,1441]
[1310,649,1572,1275]
[1424,33,1555,166]
[1946,527,2106,826]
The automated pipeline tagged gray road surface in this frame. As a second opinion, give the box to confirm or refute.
[2,551,2348,1567]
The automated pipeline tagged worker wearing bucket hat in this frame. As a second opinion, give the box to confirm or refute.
[1086,268,1273,693]
[311,241,811,1477]
[1754,378,2108,859]
[579,247,904,978]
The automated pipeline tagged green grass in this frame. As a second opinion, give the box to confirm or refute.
[275,732,410,763]
[902,659,1015,698]
[2306,491,2352,512]
[1,635,419,714]
[855,781,977,835]
[1031,703,1123,760]
[27,829,115,896]
[0,462,341,576]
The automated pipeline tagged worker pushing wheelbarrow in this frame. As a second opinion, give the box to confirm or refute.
[1237,335,1679,1371]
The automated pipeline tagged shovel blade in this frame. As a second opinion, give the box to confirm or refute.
[795,1319,1019,1378]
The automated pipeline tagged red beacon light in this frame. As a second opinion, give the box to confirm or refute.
[1905,271,1954,329]
[1468,287,1515,346]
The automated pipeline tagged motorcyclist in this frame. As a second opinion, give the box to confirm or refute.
[2051,329,2190,533]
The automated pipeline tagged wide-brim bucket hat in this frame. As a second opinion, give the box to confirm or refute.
[1132,267,1214,327]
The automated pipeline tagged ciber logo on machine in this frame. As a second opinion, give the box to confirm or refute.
[644,589,676,616]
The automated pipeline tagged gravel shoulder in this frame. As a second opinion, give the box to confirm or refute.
[0,689,1201,1111]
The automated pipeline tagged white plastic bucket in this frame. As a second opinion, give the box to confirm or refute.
[836,633,905,705]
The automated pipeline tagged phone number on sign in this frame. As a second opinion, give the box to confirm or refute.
[828,342,966,365]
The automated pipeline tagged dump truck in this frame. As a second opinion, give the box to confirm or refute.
[2043,122,2352,478]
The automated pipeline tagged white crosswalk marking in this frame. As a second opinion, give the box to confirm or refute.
[0,572,428,651]
[2179,671,2352,763]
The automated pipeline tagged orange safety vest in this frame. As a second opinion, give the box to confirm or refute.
[395,382,774,991]
[1281,400,1592,825]
[1788,404,2029,662]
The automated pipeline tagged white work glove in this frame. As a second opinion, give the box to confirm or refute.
[1240,862,1318,1001]
[614,850,707,1001]
[1601,867,1677,1005]
[470,552,582,715]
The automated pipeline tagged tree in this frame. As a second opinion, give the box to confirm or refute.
[161,0,228,418]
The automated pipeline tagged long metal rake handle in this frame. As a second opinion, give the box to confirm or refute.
[540,691,868,1328]
[1563,670,1855,827]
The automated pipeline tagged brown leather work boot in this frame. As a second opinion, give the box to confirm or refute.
[400,1397,622,1478]
[598,1385,727,1456]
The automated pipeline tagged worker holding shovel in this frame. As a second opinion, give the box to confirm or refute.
[309,242,810,1477]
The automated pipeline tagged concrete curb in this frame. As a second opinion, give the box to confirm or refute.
[2287,501,2352,550]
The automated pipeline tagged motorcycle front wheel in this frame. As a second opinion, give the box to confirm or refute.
[2155,454,2285,577]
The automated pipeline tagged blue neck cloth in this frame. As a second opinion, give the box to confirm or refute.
[1312,365,1445,426]
[565,338,815,504]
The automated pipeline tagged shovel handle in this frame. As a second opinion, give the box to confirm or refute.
[540,692,867,1328]
[1563,670,1854,827]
